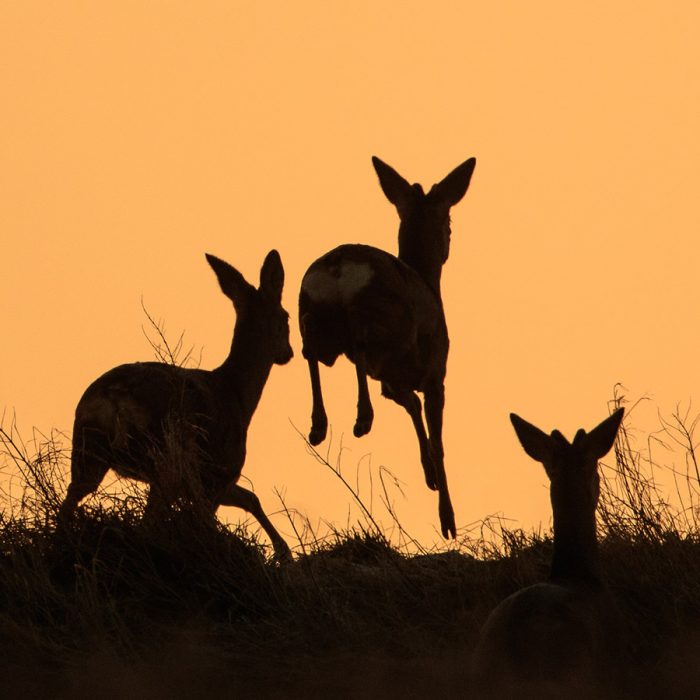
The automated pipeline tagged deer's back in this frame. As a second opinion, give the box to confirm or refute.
[73,362,245,485]
[473,581,618,697]
[300,244,446,380]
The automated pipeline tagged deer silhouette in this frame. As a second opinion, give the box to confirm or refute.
[58,250,294,560]
[473,408,625,697]
[298,156,476,539]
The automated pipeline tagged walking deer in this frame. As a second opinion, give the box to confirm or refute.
[473,408,625,697]
[299,156,476,539]
[58,250,294,561]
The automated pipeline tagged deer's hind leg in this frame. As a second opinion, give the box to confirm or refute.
[58,430,111,522]
[380,381,437,491]
[219,482,292,562]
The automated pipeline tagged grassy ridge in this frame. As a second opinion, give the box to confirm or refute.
[2,403,700,698]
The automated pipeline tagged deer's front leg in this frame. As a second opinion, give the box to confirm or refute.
[307,358,328,445]
[424,384,456,539]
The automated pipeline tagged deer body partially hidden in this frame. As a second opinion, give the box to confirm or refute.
[473,408,625,698]
[299,156,476,539]
[59,251,293,560]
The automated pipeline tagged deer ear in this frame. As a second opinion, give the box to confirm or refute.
[259,249,284,302]
[430,157,476,207]
[205,253,254,309]
[584,408,624,460]
[510,413,552,465]
[372,156,414,212]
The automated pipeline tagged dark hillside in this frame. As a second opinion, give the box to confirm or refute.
[2,405,700,698]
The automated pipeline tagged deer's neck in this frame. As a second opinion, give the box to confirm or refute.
[216,319,273,427]
[550,507,601,585]
[398,229,444,297]
[398,249,443,296]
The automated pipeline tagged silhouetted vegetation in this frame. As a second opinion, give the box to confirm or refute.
[2,396,700,699]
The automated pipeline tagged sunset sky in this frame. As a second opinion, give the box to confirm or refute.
[2,2,699,549]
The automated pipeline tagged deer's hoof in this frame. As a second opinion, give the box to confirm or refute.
[273,543,294,565]
[309,425,327,446]
[441,519,457,540]
[439,498,456,540]
[353,418,373,438]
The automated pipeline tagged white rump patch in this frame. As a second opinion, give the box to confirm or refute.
[302,261,375,304]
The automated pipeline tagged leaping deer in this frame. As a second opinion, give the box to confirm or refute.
[298,156,476,539]
[58,250,294,561]
[473,408,625,696]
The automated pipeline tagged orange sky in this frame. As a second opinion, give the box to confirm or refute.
[2,2,699,549]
